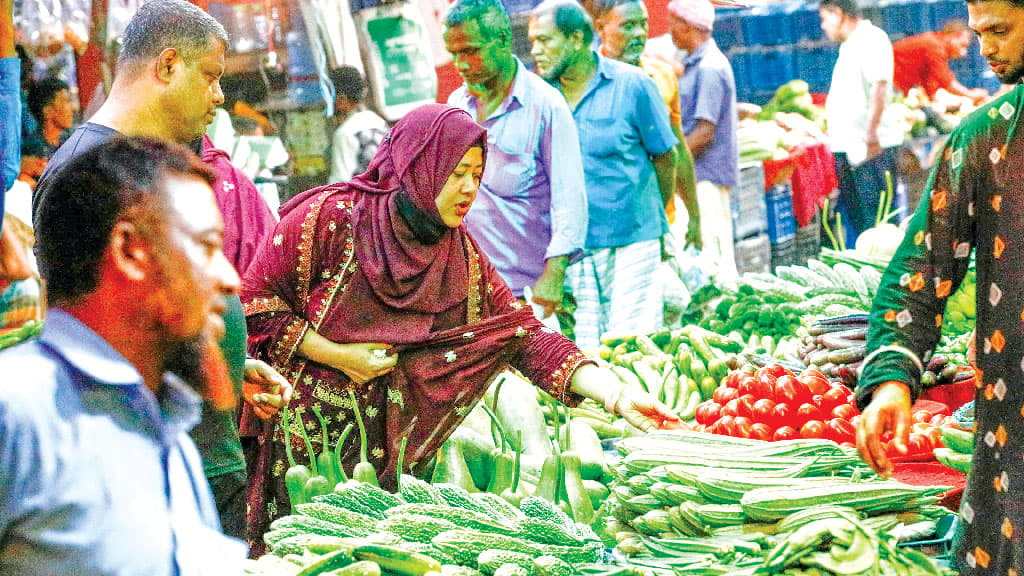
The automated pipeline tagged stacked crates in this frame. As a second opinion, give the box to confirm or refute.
[765,183,798,270]
[795,208,823,265]
[732,164,771,274]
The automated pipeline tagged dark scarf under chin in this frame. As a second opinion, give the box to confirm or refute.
[395,189,447,245]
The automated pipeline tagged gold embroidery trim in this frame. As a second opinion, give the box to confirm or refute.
[244,295,291,316]
[272,316,309,367]
[550,351,592,403]
[465,237,482,323]
[295,189,337,306]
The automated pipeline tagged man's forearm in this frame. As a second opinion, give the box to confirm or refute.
[652,149,677,205]
[866,81,888,139]
[672,125,699,219]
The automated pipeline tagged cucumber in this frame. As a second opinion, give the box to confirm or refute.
[939,427,975,455]
[934,448,972,474]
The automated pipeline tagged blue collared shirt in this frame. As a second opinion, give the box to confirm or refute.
[679,38,739,189]
[448,58,588,297]
[0,309,246,576]
[572,53,677,249]
[1,57,20,201]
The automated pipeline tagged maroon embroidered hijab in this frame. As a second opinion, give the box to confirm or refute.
[277,104,487,343]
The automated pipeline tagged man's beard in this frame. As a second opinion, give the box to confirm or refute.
[996,62,1024,85]
[162,331,236,411]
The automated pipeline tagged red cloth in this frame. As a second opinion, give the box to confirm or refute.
[762,142,837,227]
[200,136,276,277]
[242,105,589,554]
[893,32,958,98]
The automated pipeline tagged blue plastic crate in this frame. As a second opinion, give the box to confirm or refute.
[788,3,826,43]
[712,9,745,52]
[795,44,839,94]
[741,5,794,47]
[765,183,796,244]
[879,0,931,38]
[747,49,797,92]
[729,51,751,95]
[929,0,968,29]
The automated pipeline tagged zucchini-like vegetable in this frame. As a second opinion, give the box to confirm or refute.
[490,372,553,457]
[500,430,530,506]
[939,426,975,454]
[347,391,380,486]
[313,405,343,488]
[282,407,313,507]
[353,542,442,576]
[934,447,972,473]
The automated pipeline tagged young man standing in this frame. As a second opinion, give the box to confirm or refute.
[856,0,1024,572]
[328,65,388,183]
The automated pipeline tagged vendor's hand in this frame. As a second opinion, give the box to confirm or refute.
[332,342,397,384]
[855,381,912,478]
[864,133,882,161]
[242,358,293,420]
[616,387,686,432]
[685,219,703,250]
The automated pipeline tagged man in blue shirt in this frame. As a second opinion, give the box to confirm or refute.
[669,0,740,283]
[529,0,677,348]
[443,0,587,321]
[0,137,247,574]
[1,0,19,204]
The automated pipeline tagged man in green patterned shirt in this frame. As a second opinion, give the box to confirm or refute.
[856,0,1024,572]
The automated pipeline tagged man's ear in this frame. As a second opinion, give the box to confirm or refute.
[155,47,179,83]
[109,221,152,282]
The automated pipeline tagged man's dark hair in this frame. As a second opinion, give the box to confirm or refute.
[819,0,861,18]
[117,0,228,77]
[27,78,70,121]
[444,0,513,44]
[34,137,216,304]
[533,0,595,47]
[585,0,644,24]
[330,65,369,104]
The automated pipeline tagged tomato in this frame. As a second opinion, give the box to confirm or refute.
[799,369,831,396]
[927,425,943,447]
[733,416,754,438]
[773,426,799,441]
[722,370,741,389]
[714,385,739,405]
[771,402,794,429]
[721,398,740,418]
[750,422,773,441]
[739,394,758,419]
[774,375,810,405]
[797,403,824,423]
[820,387,849,411]
[847,394,857,406]
[907,432,933,455]
[832,403,858,420]
[752,398,777,424]
[912,410,933,424]
[737,375,756,397]
[761,363,793,380]
[750,374,775,400]
[800,420,826,439]
[930,413,949,427]
[694,401,722,425]
[714,415,735,436]
[825,418,856,443]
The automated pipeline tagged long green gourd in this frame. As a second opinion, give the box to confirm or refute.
[313,405,343,488]
[295,408,332,499]
[282,407,312,507]
[334,423,355,484]
[347,390,380,486]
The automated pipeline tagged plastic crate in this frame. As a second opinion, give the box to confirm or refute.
[731,164,768,240]
[788,4,826,43]
[879,0,931,38]
[770,237,797,270]
[735,233,772,275]
[929,0,968,29]
[747,49,797,92]
[795,208,822,264]
[712,9,745,52]
[728,51,751,97]
[765,183,797,243]
[740,5,793,47]
[794,44,839,94]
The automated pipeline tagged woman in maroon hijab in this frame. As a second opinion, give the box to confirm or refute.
[242,104,679,548]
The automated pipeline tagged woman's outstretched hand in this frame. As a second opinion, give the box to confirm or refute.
[617,387,686,431]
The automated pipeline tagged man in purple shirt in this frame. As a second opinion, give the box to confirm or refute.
[443,0,587,320]
[670,0,740,283]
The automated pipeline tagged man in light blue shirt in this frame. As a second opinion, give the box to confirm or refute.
[1,0,19,205]
[443,0,587,319]
[529,0,677,348]
[0,137,247,575]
